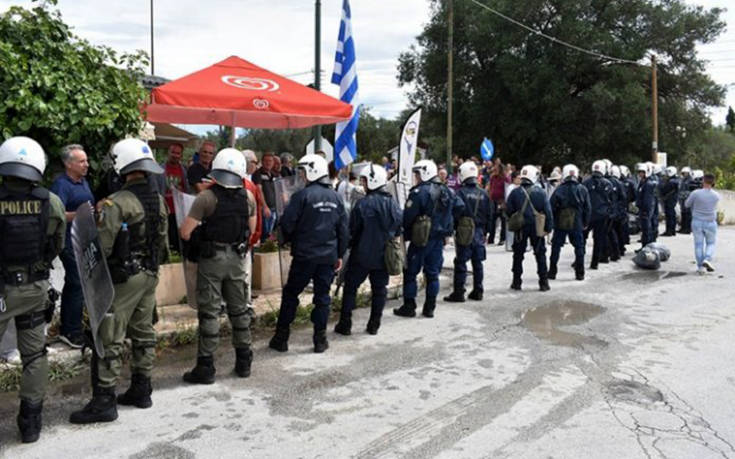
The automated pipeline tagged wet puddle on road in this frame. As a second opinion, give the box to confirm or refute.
[521,301,607,347]
[620,271,688,284]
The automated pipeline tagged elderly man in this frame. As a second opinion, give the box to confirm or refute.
[50,144,95,348]
[188,141,216,193]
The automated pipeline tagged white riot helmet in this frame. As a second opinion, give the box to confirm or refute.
[549,167,562,182]
[692,169,704,180]
[0,136,47,182]
[591,160,607,176]
[519,165,540,184]
[561,164,579,181]
[680,166,691,176]
[111,138,163,176]
[665,166,677,178]
[603,159,613,175]
[412,159,438,183]
[652,164,663,176]
[297,153,328,183]
[620,165,630,178]
[636,162,651,178]
[610,165,621,179]
[458,161,478,184]
[360,162,388,191]
[210,148,247,188]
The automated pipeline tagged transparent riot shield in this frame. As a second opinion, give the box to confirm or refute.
[172,187,199,309]
[274,175,306,217]
[71,202,114,357]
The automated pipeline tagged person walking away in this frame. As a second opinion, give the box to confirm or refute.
[334,164,402,335]
[582,161,613,269]
[444,162,492,302]
[269,154,348,353]
[505,165,554,291]
[179,149,256,384]
[661,167,680,236]
[394,160,464,318]
[70,139,168,424]
[685,173,720,275]
[0,137,65,443]
[548,164,591,281]
[50,144,94,348]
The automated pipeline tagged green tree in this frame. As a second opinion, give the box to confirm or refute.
[0,1,148,177]
[726,106,735,132]
[398,0,725,169]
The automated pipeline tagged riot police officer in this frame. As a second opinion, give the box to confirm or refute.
[180,149,256,384]
[444,161,492,302]
[394,160,464,318]
[582,160,613,269]
[636,163,656,250]
[620,165,637,246]
[651,163,663,241]
[70,139,168,424]
[678,167,693,234]
[609,165,628,256]
[506,165,554,291]
[548,164,591,281]
[334,164,402,336]
[0,137,65,443]
[603,161,623,262]
[269,154,348,353]
[661,166,680,236]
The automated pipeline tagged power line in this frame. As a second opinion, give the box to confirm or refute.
[467,0,643,66]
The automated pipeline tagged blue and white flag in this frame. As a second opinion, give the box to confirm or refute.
[481,137,494,161]
[331,0,359,170]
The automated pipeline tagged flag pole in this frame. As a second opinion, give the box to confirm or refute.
[314,0,323,152]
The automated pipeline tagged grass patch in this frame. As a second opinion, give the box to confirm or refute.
[0,359,86,393]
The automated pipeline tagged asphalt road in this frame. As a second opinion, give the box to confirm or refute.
[2,227,734,459]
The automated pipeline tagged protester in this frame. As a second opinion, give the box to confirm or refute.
[487,163,510,245]
[279,153,295,177]
[188,141,216,193]
[252,152,279,241]
[685,173,720,275]
[154,143,189,251]
[50,144,94,349]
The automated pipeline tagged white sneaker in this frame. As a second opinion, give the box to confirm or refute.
[697,267,706,276]
[702,260,715,272]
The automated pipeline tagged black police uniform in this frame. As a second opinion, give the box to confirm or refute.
[582,173,613,269]
[549,179,591,280]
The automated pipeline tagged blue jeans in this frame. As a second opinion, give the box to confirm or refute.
[59,246,84,336]
[277,259,335,331]
[691,219,717,269]
[261,207,277,242]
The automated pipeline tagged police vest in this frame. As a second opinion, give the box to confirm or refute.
[126,182,162,272]
[202,185,250,244]
[0,185,51,272]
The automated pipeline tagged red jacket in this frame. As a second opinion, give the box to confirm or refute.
[244,178,263,246]
[489,174,509,202]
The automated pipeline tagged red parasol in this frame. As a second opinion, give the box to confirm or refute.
[145,56,352,129]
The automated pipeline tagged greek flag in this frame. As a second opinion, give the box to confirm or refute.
[331,0,359,169]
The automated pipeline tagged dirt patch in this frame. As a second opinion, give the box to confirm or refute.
[521,300,607,348]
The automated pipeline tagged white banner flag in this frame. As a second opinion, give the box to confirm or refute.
[398,108,422,187]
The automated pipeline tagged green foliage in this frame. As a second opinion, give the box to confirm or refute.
[0,2,148,179]
[726,107,735,133]
[398,0,726,168]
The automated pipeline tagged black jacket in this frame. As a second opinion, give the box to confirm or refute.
[349,190,402,270]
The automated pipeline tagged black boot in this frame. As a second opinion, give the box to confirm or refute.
[69,386,118,424]
[17,399,42,443]
[443,290,465,303]
[510,275,522,290]
[234,347,253,378]
[117,373,152,409]
[422,297,436,318]
[334,318,352,336]
[589,261,598,270]
[393,299,417,317]
[467,289,483,301]
[539,278,550,292]
[268,327,290,352]
[575,266,585,281]
[366,316,381,335]
[548,265,557,280]
[182,356,216,384]
[313,329,329,353]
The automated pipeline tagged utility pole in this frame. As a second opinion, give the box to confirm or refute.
[651,54,658,163]
[150,0,154,75]
[314,0,323,152]
[447,0,454,173]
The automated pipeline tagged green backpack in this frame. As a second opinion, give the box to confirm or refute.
[384,237,405,275]
[455,192,481,246]
[507,190,530,232]
[557,208,577,231]
[411,184,442,247]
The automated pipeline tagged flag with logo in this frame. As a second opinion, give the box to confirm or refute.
[481,137,494,161]
[331,0,360,169]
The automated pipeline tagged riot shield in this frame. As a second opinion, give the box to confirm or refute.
[274,175,306,217]
[71,202,114,357]
[172,187,199,309]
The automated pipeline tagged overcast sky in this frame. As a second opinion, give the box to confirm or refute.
[1,0,734,131]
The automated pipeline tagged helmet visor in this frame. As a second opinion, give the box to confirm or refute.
[119,158,164,176]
